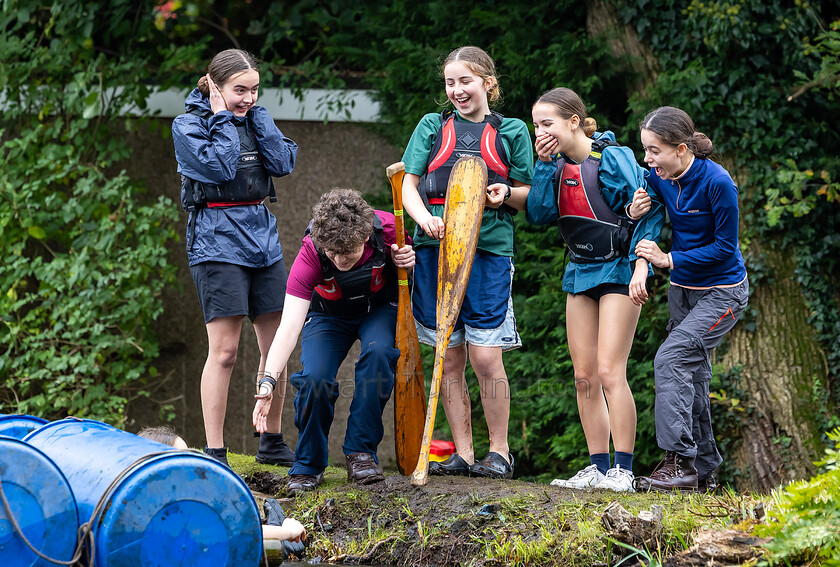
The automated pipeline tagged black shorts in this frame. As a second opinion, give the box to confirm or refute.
[572,282,630,301]
[190,260,287,323]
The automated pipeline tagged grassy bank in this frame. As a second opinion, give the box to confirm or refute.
[230,453,768,566]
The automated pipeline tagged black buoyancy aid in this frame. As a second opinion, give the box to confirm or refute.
[307,215,397,317]
[180,109,277,214]
[418,109,514,214]
[554,138,635,263]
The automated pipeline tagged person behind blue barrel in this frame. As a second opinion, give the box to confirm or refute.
[527,88,665,492]
[252,189,415,496]
[634,106,749,493]
[137,425,307,559]
[172,49,298,467]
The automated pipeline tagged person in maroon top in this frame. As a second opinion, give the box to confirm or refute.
[252,189,414,496]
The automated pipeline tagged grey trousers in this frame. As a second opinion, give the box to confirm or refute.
[653,278,749,479]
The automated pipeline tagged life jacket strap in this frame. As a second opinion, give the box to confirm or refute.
[206,199,265,208]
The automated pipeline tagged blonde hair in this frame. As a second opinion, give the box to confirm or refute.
[535,87,598,137]
[442,46,502,106]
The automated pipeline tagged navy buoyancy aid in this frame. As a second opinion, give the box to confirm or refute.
[307,215,397,317]
[180,109,277,213]
[555,138,635,263]
[418,110,513,213]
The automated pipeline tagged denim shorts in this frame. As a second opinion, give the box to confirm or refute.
[411,247,520,350]
[190,260,287,323]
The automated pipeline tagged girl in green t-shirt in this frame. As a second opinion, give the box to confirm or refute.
[401,46,534,479]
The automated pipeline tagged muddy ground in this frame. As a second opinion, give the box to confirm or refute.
[239,464,768,567]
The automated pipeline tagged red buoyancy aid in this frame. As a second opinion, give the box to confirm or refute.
[418,110,512,209]
[554,139,635,263]
[307,215,397,317]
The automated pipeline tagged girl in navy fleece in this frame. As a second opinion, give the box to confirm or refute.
[633,106,748,493]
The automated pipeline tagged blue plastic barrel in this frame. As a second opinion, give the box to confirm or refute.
[0,437,80,566]
[0,415,48,440]
[25,419,262,567]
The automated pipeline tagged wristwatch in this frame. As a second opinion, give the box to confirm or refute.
[503,185,512,201]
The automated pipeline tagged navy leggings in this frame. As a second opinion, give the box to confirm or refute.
[288,303,399,476]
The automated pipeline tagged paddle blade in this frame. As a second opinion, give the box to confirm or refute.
[410,156,488,487]
[436,156,487,337]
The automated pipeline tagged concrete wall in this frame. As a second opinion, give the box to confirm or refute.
[122,118,403,469]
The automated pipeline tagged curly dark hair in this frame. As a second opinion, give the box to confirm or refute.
[310,188,375,255]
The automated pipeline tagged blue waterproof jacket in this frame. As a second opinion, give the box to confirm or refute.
[172,88,298,267]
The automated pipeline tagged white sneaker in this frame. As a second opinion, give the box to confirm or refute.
[550,464,605,489]
[595,466,636,493]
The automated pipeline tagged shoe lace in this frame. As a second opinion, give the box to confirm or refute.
[605,467,632,480]
[651,460,681,480]
[347,454,376,474]
[570,464,600,480]
[289,474,313,483]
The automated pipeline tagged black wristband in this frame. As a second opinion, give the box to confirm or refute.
[503,185,512,201]
[258,376,277,392]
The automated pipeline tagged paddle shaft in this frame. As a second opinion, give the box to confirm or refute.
[387,161,426,475]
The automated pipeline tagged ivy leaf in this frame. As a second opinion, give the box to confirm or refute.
[82,91,99,119]
[27,226,47,240]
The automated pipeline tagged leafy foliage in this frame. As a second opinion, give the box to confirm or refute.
[0,2,183,423]
[757,427,840,564]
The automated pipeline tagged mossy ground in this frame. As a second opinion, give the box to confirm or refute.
[230,452,765,566]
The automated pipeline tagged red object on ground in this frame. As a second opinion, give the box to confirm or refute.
[429,439,456,462]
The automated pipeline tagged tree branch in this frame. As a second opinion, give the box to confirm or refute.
[787,72,840,101]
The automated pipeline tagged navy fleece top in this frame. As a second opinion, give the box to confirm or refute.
[646,158,747,287]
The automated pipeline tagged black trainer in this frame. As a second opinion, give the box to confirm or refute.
[256,432,295,466]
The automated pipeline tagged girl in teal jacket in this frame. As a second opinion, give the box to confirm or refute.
[527,88,664,492]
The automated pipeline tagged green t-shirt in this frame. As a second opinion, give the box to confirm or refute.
[401,111,534,256]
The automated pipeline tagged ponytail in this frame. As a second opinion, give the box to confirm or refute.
[582,117,598,138]
[196,49,258,98]
[640,106,715,158]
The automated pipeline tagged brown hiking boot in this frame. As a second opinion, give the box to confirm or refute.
[345,452,384,485]
[287,472,324,497]
[636,451,698,493]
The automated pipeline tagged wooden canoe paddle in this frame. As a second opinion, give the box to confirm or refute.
[387,161,427,476]
[410,156,487,487]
